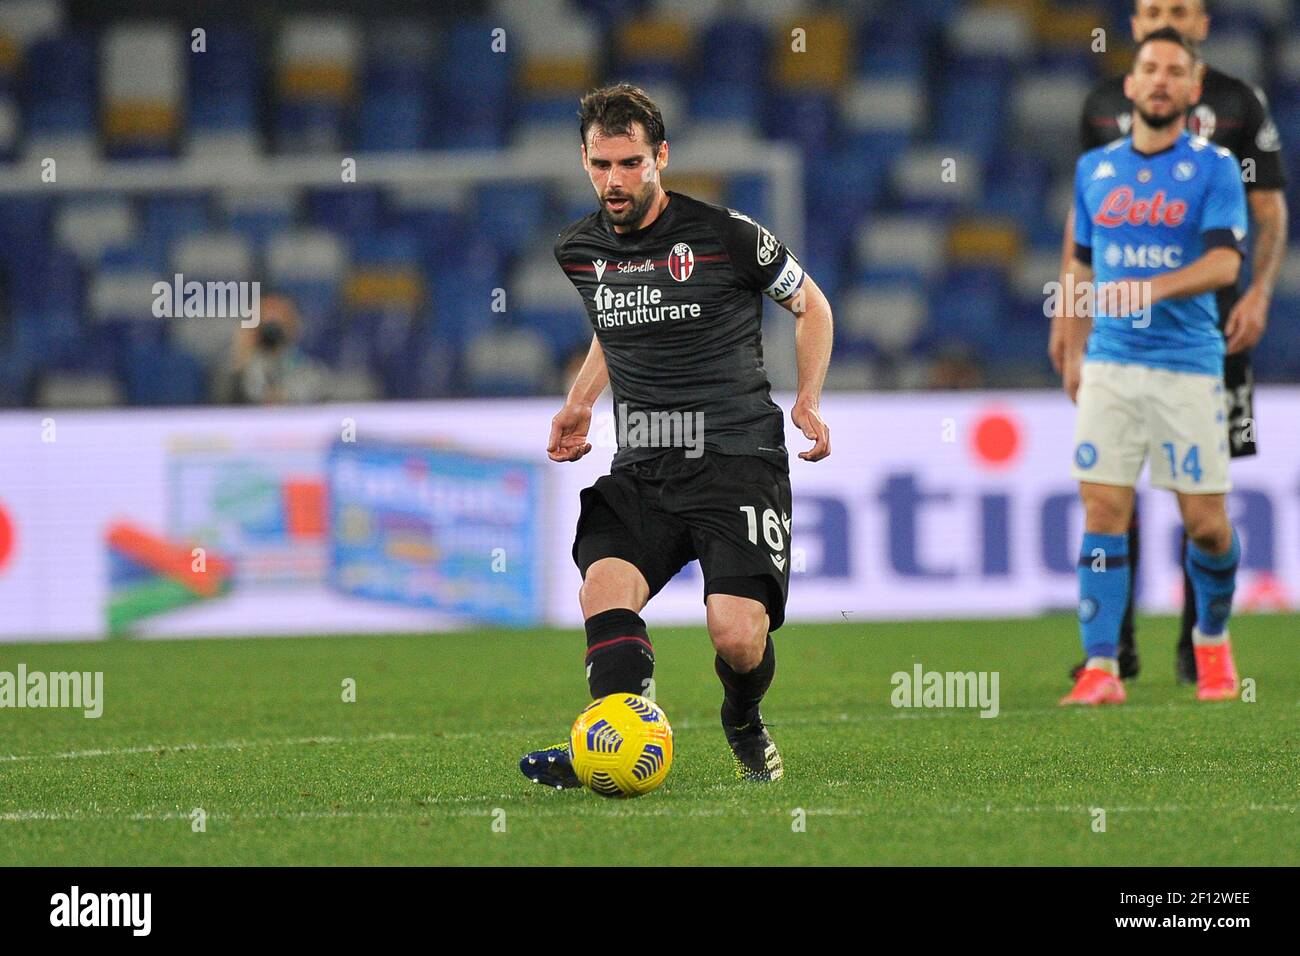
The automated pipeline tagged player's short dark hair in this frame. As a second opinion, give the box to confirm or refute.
[1133,0,1206,12]
[578,83,666,152]
[1133,26,1202,69]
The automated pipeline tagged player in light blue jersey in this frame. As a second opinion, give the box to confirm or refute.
[1060,28,1245,706]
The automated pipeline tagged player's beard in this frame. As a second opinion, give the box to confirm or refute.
[601,186,655,228]
[1136,96,1185,129]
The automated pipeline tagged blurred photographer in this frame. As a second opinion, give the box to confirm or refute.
[218,292,330,404]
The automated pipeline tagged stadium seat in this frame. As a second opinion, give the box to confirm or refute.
[0,94,18,161]
[22,33,95,135]
[840,282,927,358]
[266,228,348,349]
[687,80,762,132]
[475,182,548,258]
[946,6,1034,66]
[101,23,183,158]
[698,17,767,86]
[855,215,949,278]
[891,146,983,211]
[935,71,1009,158]
[307,187,383,236]
[464,325,554,396]
[512,3,600,95]
[36,371,124,408]
[274,16,360,153]
[0,0,64,51]
[1211,0,1292,30]
[121,343,208,405]
[947,217,1023,272]
[772,13,852,91]
[143,194,211,251]
[54,196,138,265]
[188,26,259,146]
[221,187,297,250]
[923,265,1008,355]
[1011,71,1093,144]
[431,20,509,149]
[615,15,692,81]
[89,251,162,323]
[171,232,254,283]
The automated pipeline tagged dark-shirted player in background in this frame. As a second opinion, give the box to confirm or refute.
[1049,0,1288,684]
[518,85,834,787]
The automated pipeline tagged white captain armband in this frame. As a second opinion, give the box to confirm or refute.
[763,253,805,302]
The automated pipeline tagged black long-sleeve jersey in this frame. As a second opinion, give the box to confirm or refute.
[554,191,806,470]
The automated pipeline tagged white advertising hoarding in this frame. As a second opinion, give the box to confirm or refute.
[0,390,1296,641]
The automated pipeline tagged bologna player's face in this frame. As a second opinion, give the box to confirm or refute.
[582,123,666,230]
[1125,41,1200,130]
[1131,1,1208,44]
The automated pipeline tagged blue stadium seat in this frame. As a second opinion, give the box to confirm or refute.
[274,101,346,154]
[688,80,761,127]
[474,183,547,257]
[697,19,765,86]
[190,27,259,131]
[923,266,1008,355]
[979,156,1050,222]
[22,33,96,134]
[854,13,928,79]
[764,91,837,156]
[935,71,1009,158]
[0,197,52,271]
[432,21,510,149]
[351,228,419,267]
[359,90,430,150]
[307,187,383,235]
[726,176,768,223]
[143,194,210,250]
[121,343,208,405]
[806,150,886,245]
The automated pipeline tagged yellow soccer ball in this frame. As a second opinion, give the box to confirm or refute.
[569,694,674,798]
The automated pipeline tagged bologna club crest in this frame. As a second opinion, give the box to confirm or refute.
[668,242,695,282]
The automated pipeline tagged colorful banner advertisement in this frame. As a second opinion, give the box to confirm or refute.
[0,391,1296,641]
[328,441,543,626]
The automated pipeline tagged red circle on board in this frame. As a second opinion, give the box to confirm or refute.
[971,412,1021,468]
[0,503,12,572]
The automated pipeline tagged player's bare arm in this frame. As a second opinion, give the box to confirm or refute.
[1096,248,1241,325]
[1146,246,1242,304]
[1225,190,1288,354]
[1061,256,1094,404]
[548,334,608,463]
[777,273,833,462]
[1049,207,1078,375]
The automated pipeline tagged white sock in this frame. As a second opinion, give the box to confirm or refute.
[1086,656,1118,676]
[1192,628,1229,647]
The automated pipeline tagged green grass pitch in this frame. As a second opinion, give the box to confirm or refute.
[1,614,1295,866]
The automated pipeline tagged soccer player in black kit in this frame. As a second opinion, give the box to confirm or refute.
[1048,0,1288,684]
[519,84,834,786]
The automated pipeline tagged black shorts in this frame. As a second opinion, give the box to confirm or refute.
[1224,350,1256,458]
[572,451,793,630]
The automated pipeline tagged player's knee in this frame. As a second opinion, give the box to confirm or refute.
[1184,509,1231,553]
[1081,493,1130,534]
[579,559,647,617]
[708,601,767,671]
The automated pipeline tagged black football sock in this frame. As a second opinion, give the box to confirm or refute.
[716,635,776,727]
[584,608,654,699]
[1178,532,1196,651]
[1118,510,1139,658]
